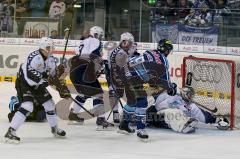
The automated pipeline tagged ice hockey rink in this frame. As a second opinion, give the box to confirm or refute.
[1,82,240,159]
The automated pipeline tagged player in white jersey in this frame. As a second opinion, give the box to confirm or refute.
[68,26,114,130]
[146,87,230,133]
[4,37,70,143]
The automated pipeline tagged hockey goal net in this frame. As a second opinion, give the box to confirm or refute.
[182,56,240,129]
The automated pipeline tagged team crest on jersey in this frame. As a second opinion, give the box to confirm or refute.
[37,63,43,69]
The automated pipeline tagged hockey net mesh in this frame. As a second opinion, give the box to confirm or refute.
[182,57,240,129]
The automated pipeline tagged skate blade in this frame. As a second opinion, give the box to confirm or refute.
[4,137,20,144]
[137,137,149,143]
[117,129,134,135]
[53,134,66,139]
[67,121,84,125]
[96,126,115,131]
[182,120,198,134]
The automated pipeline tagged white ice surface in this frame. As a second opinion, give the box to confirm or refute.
[0,82,240,159]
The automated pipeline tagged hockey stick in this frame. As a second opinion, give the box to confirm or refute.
[177,90,218,114]
[61,0,79,64]
[177,85,219,114]
[106,84,124,120]
[70,96,95,117]
[193,101,218,114]
[61,25,72,64]
[103,60,124,120]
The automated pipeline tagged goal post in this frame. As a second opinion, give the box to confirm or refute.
[182,56,240,129]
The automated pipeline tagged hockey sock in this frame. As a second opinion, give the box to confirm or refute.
[93,96,106,117]
[72,95,86,113]
[98,113,106,118]
[113,104,119,112]
[109,89,119,112]
[43,100,58,127]
[135,107,147,129]
[46,111,58,127]
[10,102,33,130]
[10,111,26,130]
[123,104,135,122]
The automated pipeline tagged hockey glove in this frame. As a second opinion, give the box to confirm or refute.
[58,87,71,99]
[167,83,177,96]
[56,64,65,78]
[42,71,50,79]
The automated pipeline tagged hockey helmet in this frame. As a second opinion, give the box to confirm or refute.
[120,32,134,51]
[180,87,195,102]
[157,39,173,56]
[120,32,134,43]
[90,26,104,40]
[39,37,54,54]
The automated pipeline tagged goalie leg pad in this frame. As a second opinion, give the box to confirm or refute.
[160,108,197,133]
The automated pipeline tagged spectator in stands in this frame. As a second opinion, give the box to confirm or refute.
[50,29,60,39]
[184,0,212,26]
[1,0,15,33]
[29,0,47,17]
[49,0,66,18]
[62,0,74,36]
[0,0,4,15]
[213,0,231,23]
[79,29,89,40]
[150,0,165,23]
[178,0,193,20]
[30,29,40,38]
[16,0,30,36]
[163,0,178,23]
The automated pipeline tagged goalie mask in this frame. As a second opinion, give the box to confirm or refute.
[120,32,134,51]
[157,39,173,57]
[39,37,54,55]
[90,26,104,40]
[180,87,195,103]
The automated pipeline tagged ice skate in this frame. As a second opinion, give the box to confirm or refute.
[137,129,148,142]
[96,117,114,131]
[68,109,85,125]
[51,126,66,138]
[182,118,198,134]
[118,120,135,135]
[4,127,20,144]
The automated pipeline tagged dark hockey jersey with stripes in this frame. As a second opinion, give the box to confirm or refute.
[143,49,172,88]
[123,49,174,94]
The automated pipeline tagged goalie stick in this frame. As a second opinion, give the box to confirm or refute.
[176,90,218,114]
[193,100,218,114]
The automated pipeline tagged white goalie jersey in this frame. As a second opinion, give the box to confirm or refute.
[155,92,206,123]
[21,50,57,86]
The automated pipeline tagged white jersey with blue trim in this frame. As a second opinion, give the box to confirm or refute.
[21,50,56,86]
[155,92,206,122]
[76,37,102,56]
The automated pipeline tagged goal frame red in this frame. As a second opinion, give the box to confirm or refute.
[182,56,236,130]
